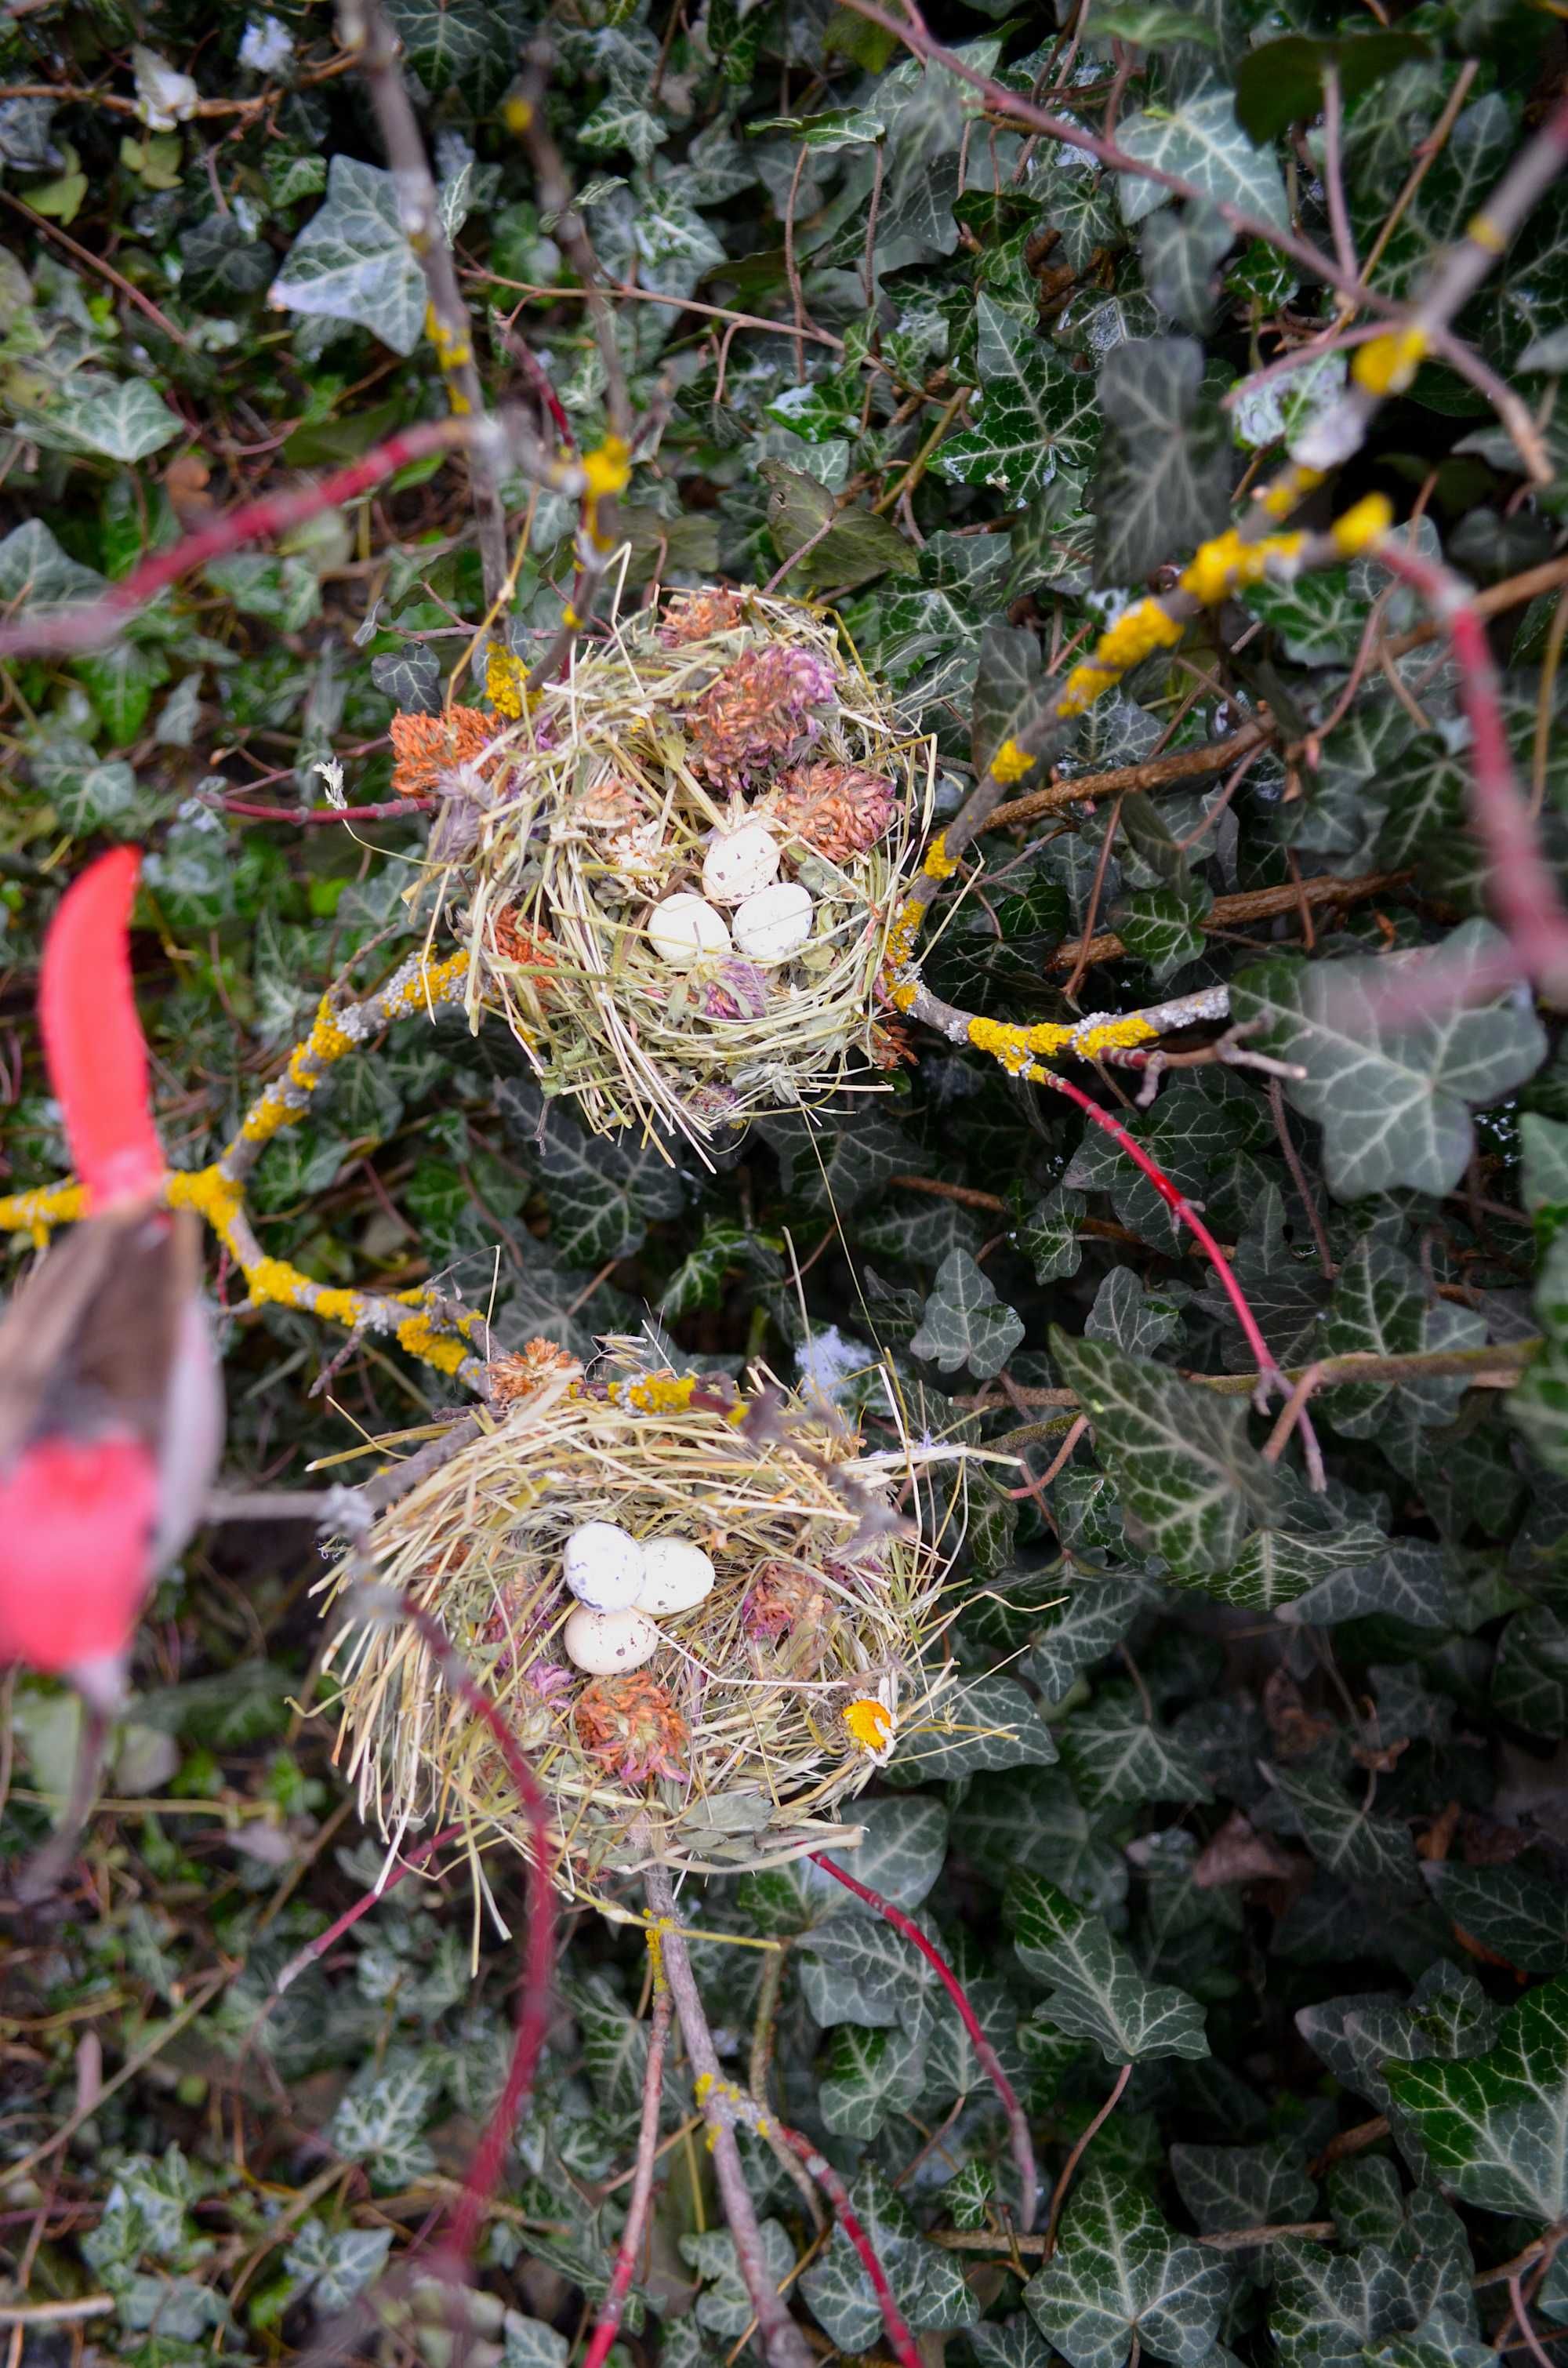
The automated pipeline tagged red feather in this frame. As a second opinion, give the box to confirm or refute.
[39,847,165,1213]
[0,1434,159,1672]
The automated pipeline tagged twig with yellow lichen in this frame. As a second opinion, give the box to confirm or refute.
[0,949,490,1392]
[338,0,509,610]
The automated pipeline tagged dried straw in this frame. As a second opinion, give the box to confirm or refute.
[433,591,931,1158]
[315,1346,970,1909]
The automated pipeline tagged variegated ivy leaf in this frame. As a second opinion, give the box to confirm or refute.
[953,1770,1130,1919]
[1114,85,1290,232]
[1008,1872,1210,2061]
[24,378,183,463]
[1269,2239,1432,2368]
[1051,1330,1283,1576]
[683,2221,796,2338]
[800,2167,978,2348]
[283,2221,394,2315]
[889,1670,1058,1779]
[1490,1603,1568,1737]
[1057,1683,1214,1810]
[797,1903,939,2031]
[1421,1862,1568,1975]
[1112,877,1216,982]
[1385,1974,1568,2221]
[804,1795,950,1916]
[1091,336,1230,587]
[327,2049,442,2189]
[499,1078,684,1266]
[1084,1266,1185,1360]
[577,96,668,165]
[1024,2165,1231,2368]
[910,1249,1025,1378]
[818,2020,923,2134]
[1231,924,1548,1201]
[935,294,1101,501]
[1012,1184,1087,1283]
[1027,1570,1163,1706]
[971,620,1053,782]
[1169,2140,1317,2238]
[1263,1763,1425,1900]
[270,155,426,356]
[501,2316,571,2368]
[1276,1537,1450,1629]
[567,1973,651,2118]
[0,518,105,613]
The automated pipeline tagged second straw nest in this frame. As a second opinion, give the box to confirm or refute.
[316,1343,966,1899]
[408,589,931,1153]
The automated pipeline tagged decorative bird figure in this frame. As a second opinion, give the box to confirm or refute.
[0,848,223,1714]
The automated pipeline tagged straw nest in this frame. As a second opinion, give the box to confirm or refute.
[415,589,931,1156]
[316,1342,966,1902]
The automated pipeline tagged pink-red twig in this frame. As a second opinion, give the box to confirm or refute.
[771,2123,922,2368]
[808,1851,1038,2233]
[0,419,477,661]
[393,1595,556,2276]
[1373,539,1568,1002]
[581,1987,673,2368]
[274,1823,463,1995]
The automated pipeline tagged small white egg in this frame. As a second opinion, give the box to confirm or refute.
[733,881,814,964]
[702,823,781,906]
[563,1604,661,1674]
[648,893,731,969]
[564,1521,646,1611]
[635,1539,717,1618]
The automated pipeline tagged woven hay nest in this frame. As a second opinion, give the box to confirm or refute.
[316,1344,968,1905]
[431,589,931,1157]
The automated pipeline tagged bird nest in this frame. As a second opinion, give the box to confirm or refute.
[315,1343,967,1907]
[425,589,931,1157]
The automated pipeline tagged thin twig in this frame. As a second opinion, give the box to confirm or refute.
[808,1851,1038,2232]
[1042,2061,1132,2259]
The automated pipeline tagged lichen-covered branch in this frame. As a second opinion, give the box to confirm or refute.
[0,950,488,1390]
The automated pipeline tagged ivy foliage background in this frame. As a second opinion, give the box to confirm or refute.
[2,0,1568,2359]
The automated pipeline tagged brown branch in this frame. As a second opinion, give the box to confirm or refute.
[974,1338,1541,1426]
[340,0,509,610]
[1043,2061,1131,2260]
[0,191,193,349]
[1045,868,1415,972]
[986,723,1276,833]
[645,1863,814,2368]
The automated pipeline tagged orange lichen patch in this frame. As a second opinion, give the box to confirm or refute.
[661,589,748,645]
[760,761,897,863]
[488,1335,583,1407]
[573,1672,690,1783]
[389,706,498,797]
[490,906,559,982]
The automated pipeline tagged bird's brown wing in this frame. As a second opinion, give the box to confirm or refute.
[0,1204,194,1465]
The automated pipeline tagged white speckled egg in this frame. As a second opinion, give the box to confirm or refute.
[563,1604,661,1674]
[702,823,780,906]
[564,1521,646,1611]
[648,893,731,968]
[733,881,813,964]
[635,1539,716,1617]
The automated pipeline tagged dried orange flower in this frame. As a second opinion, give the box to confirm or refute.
[869,1019,917,1070]
[687,644,837,793]
[760,761,896,863]
[488,1335,582,1406]
[490,907,558,982]
[661,589,747,645]
[744,1560,828,1640]
[389,706,497,797]
[573,1672,689,1783]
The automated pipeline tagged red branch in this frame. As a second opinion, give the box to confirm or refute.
[1373,539,1568,1003]
[772,2121,923,2368]
[808,1851,1038,2233]
[581,1987,673,2368]
[0,418,475,661]
[210,794,435,827]
[274,1823,463,1995]
[394,1595,557,2276]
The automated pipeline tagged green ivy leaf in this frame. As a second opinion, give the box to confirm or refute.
[1093,337,1230,586]
[1009,1873,1210,2061]
[1385,1974,1568,2221]
[1114,87,1290,231]
[1024,2164,1231,2368]
[270,155,426,356]
[910,1249,1025,1378]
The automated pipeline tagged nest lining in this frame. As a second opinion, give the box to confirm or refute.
[434,590,932,1156]
[317,1349,967,1901]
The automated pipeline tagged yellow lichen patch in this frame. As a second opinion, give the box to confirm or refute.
[0,1180,89,1237]
[622,1372,700,1414]
[887,973,919,1013]
[881,896,924,971]
[1330,492,1393,557]
[1465,212,1506,255]
[967,1015,1075,1073]
[1074,1012,1160,1057]
[582,437,632,501]
[844,1696,894,1752]
[503,93,533,134]
[989,736,1036,786]
[1352,326,1428,398]
[1257,461,1327,520]
[395,1313,472,1375]
[166,1163,243,1247]
[1053,597,1185,719]
[1180,528,1304,608]
[922,835,960,880]
[486,645,532,719]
